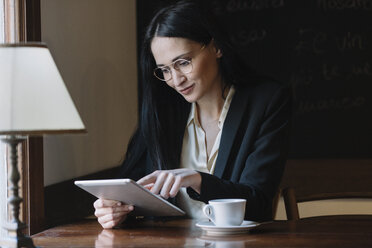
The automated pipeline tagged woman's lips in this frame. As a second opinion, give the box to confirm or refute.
[179,84,194,95]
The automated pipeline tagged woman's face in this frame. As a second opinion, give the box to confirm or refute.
[151,37,222,103]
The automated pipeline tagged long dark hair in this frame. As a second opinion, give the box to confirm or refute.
[122,0,253,174]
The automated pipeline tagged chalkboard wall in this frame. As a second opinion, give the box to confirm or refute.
[137,0,372,158]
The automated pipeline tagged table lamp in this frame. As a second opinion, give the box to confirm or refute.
[0,43,85,247]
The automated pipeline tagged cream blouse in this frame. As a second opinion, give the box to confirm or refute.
[177,86,235,219]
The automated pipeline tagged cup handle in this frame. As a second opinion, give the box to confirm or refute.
[202,204,215,224]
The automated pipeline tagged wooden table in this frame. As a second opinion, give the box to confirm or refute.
[33,215,372,247]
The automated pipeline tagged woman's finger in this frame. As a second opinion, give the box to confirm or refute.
[137,170,160,185]
[169,175,182,197]
[97,210,130,228]
[150,171,167,195]
[143,183,155,190]
[160,173,176,199]
[95,205,133,218]
[94,198,121,208]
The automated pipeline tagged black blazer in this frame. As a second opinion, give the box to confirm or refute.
[120,80,291,222]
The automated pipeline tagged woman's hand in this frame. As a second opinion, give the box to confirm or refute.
[137,169,202,199]
[94,199,134,229]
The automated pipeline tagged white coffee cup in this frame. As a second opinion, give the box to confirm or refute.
[202,199,246,226]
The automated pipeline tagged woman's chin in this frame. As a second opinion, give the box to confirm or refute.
[182,95,198,103]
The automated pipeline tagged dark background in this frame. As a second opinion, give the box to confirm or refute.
[137,0,372,158]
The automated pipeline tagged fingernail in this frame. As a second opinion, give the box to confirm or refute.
[117,202,122,206]
[128,206,134,211]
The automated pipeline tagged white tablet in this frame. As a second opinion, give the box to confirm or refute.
[74,179,185,217]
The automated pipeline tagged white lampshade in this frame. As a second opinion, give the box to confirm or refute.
[0,43,85,135]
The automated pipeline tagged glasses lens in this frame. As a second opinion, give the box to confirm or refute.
[175,59,192,74]
[153,59,193,81]
[154,68,169,81]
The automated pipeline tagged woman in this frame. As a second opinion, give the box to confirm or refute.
[94,0,291,229]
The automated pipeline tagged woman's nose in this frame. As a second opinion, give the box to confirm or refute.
[171,69,186,86]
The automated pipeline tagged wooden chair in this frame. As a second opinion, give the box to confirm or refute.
[280,159,372,220]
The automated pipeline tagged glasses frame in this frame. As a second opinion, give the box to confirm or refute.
[153,44,206,82]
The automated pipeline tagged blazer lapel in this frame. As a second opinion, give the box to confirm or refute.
[214,86,249,178]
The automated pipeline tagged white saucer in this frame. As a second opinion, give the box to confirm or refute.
[196,220,260,236]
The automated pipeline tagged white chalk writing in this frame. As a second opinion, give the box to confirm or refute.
[318,0,372,11]
[226,0,284,12]
[297,96,366,114]
[230,29,267,46]
[323,62,372,80]
[294,29,367,55]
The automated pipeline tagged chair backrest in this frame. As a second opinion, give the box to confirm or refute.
[279,159,372,220]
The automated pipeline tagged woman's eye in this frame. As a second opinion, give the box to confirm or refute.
[177,60,191,67]
[162,68,170,74]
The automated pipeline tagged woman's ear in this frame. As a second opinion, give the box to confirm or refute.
[216,48,223,58]
[211,40,222,58]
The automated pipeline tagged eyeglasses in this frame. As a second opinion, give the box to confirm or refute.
[153,44,206,82]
